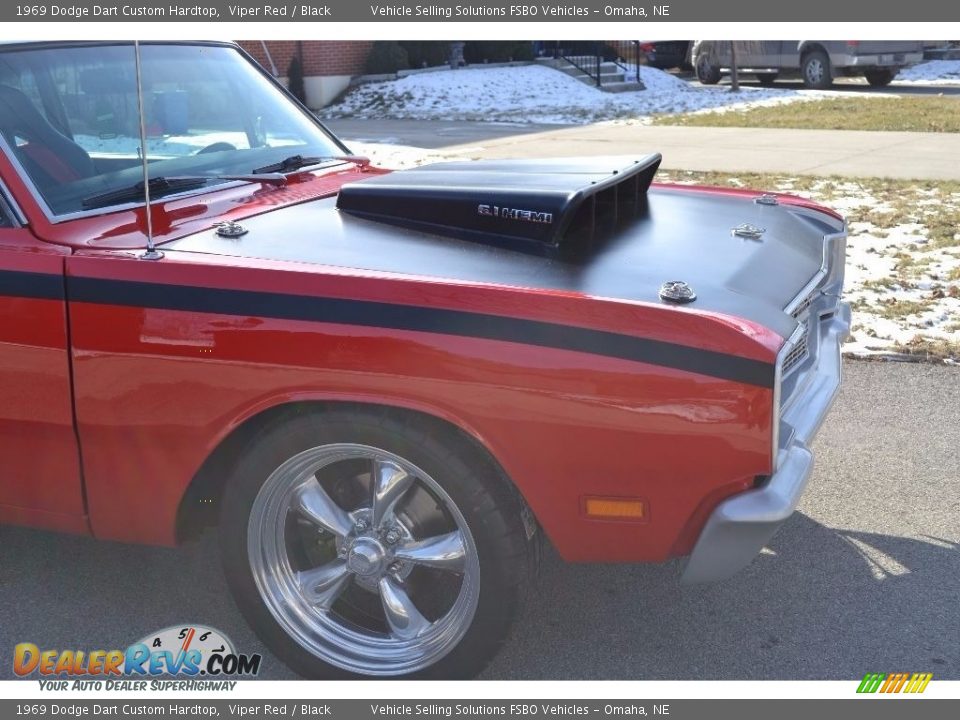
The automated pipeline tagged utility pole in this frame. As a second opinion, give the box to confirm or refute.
[729,41,740,92]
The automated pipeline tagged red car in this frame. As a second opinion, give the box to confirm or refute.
[0,41,849,679]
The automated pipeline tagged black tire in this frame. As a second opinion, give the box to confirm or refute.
[695,55,721,85]
[801,49,832,89]
[756,73,779,87]
[865,69,897,87]
[219,408,535,679]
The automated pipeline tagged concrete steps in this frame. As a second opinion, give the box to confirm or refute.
[535,56,644,92]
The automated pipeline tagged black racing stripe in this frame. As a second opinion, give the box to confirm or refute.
[0,269,64,301]
[69,275,775,388]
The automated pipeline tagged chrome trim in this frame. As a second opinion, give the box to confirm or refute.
[770,322,805,470]
[774,226,846,473]
[683,302,850,584]
[682,443,813,584]
[783,228,847,317]
[0,177,27,226]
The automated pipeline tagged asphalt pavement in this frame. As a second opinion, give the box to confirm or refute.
[2,360,957,680]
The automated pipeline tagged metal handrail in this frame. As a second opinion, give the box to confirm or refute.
[552,41,602,86]
[551,40,643,87]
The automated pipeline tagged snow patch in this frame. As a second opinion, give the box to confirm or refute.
[321,65,848,125]
[896,59,960,85]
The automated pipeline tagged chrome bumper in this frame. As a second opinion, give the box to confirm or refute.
[681,300,851,585]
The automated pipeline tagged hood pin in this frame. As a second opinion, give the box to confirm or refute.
[659,281,697,304]
[732,223,766,240]
[214,220,248,238]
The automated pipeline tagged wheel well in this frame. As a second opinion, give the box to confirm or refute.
[800,43,828,61]
[175,401,520,543]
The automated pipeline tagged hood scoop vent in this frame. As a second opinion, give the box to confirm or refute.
[336,154,661,256]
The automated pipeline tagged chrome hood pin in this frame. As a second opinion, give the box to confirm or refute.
[214,220,248,238]
[732,222,766,240]
[659,280,697,304]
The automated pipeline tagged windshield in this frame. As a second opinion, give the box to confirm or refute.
[0,42,347,216]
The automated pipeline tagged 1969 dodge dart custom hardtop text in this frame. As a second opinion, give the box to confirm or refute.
[0,41,849,678]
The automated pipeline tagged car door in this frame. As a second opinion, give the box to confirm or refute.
[0,183,86,534]
[778,42,804,70]
[741,41,781,69]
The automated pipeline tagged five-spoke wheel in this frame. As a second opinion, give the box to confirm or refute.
[220,409,533,678]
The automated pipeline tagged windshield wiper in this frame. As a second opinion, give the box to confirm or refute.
[80,173,288,210]
[253,154,370,175]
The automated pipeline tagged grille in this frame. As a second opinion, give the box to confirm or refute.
[782,291,816,376]
[791,292,816,319]
[781,329,809,376]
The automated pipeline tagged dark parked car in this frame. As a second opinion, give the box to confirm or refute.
[641,41,692,70]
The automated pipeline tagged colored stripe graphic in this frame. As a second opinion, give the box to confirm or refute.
[857,672,931,694]
[857,673,885,693]
[67,275,776,387]
[0,269,64,300]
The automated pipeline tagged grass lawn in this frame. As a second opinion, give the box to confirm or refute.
[656,170,960,361]
[652,96,960,133]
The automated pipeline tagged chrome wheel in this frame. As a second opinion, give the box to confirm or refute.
[247,443,480,676]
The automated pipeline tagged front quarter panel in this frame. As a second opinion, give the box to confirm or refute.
[66,251,776,562]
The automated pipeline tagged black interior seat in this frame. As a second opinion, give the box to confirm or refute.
[0,84,96,191]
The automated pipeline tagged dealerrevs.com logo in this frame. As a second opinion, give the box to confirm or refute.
[14,625,261,691]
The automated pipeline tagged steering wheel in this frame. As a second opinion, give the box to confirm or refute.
[195,141,237,155]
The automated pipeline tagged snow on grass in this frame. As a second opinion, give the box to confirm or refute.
[660,172,960,361]
[321,65,846,125]
[896,59,960,85]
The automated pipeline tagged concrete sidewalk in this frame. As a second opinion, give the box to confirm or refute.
[327,119,960,181]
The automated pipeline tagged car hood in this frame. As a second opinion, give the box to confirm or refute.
[164,160,843,340]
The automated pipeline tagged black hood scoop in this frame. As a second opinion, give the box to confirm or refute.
[336,155,661,256]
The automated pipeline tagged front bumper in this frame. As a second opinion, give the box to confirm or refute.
[681,300,851,584]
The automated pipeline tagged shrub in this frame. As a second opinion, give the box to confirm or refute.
[464,41,535,64]
[399,41,450,68]
[365,41,410,74]
[286,55,306,104]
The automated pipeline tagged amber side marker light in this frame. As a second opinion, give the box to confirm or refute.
[584,497,646,520]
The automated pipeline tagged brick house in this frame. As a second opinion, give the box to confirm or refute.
[238,41,373,109]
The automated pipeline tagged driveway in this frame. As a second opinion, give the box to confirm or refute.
[328,119,960,182]
[1,360,957,680]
